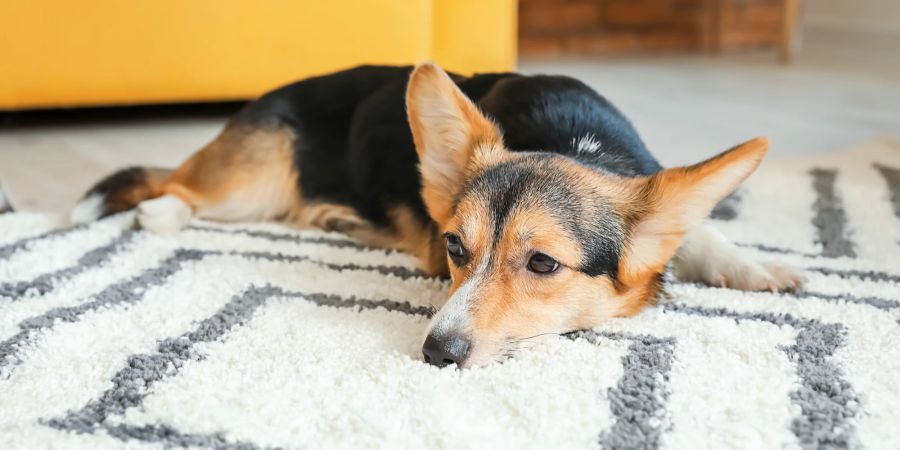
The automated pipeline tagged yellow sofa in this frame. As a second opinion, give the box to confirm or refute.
[0,0,516,110]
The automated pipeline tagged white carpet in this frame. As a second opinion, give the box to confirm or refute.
[0,139,899,450]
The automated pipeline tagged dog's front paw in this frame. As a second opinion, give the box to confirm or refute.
[674,225,806,293]
[706,259,805,292]
[714,259,804,292]
[758,261,806,292]
[674,244,806,292]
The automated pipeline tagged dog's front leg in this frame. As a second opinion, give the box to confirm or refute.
[672,223,805,292]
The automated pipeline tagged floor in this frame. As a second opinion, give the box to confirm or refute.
[1,26,898,213]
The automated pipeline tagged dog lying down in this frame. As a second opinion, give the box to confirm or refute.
[71,63,804,368]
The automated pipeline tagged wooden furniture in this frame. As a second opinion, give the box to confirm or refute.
[520,0,802,62]
[779,0,802,63]
[705,0,803,63]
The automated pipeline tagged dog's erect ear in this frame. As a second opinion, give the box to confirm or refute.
[621,137,769,281]
[406,62,505,225]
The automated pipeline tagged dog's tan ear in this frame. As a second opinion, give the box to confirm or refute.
[621,137,768,281]
[406,62,504,225]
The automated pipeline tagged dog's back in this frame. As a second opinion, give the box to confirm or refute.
[250,66,662,227]
[73,65,661,232]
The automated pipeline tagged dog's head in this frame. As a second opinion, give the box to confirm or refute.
[406,63,766,368]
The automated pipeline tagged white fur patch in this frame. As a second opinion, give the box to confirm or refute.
[427,255,490,336]
[69,193,104,224]
[571,133,602,154]
[136,195,192,234]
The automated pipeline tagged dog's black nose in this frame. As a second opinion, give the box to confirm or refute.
[422,333,471,368]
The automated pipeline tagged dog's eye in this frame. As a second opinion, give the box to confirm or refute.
[528,253,559,274]
[444,233,467,265]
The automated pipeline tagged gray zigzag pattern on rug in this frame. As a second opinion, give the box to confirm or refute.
[0,223,418,302]
[810,168,857,258]
[875,163,900,221]
[6,221,892,317]
[0,248,429,379]
[5,221,896,311]
[2,227,678,449]
[716,168,859,258]
[3,147,898,448]
[664,303,859,450]
[44,284,432,450]
[0,223,88,260]
[44,283,677,450]
[0,230,138,299]
[726,168,859,259]
[567,331,676,450]
[4,223,896,380]
[212,220,900,311]
[20,242,862,450]
[184,224,388,252]
[39,281,860,450]
[1,163,891,448]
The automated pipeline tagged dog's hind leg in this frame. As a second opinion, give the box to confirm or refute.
[672,223,805,292]
[71,122,302,234]
[137,123,302,234]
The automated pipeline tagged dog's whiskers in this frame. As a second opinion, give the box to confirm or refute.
[497,332,564,362]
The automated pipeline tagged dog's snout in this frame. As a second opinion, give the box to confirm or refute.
[422,333,471,368]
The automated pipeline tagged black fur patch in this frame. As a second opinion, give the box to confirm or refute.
[222,65,660,280]
[228,65,661,234]
[80,167,170,218]
[477,75,662,176]
[83,167,148,202]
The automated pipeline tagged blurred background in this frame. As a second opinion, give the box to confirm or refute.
[1,0,898,212]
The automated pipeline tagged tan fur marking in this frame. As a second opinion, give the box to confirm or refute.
[295,203,448,277]
[406,62,506,227]
[296,203,369,232]
[159,120,449,276]
[614,137,769,314]
[387,206,448,277]
[162,125,302,223]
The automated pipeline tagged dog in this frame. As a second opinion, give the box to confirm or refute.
[71,63,804,368]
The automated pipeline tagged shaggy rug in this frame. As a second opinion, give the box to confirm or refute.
[0,139,898,450]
